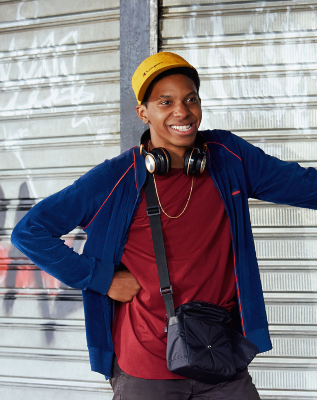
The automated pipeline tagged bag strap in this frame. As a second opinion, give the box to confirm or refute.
[144,173,175,319]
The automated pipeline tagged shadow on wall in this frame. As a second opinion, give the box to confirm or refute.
[1,182,85,345]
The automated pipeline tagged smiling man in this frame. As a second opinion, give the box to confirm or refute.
[11,53,317,400]
[107,53,259,399]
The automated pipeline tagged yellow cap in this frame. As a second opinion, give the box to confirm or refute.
[132,52,196,105]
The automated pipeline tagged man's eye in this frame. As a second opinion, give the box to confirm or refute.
[160,101,170,105]
[187,97,197,103]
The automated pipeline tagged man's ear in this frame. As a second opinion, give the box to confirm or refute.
[136,104,149,124]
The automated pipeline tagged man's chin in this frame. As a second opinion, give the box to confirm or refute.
[172,130,198,146]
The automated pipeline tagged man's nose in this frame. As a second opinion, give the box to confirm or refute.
[173,102,190,118]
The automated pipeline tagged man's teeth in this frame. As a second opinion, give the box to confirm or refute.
[171,124,192,131]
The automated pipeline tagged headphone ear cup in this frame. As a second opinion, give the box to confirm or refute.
[151,148,171,175]
[183,148,200,175]
[183,148,192,176]
[195,153,207,174]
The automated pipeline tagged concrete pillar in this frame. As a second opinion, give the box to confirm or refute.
[120,0,158,152]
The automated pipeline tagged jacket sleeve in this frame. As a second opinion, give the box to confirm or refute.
[11,163,114,295]
[235,135,317,208]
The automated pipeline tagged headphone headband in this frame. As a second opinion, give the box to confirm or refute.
[140,129,207,176]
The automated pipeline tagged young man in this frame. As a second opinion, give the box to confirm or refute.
[11,52,317,399]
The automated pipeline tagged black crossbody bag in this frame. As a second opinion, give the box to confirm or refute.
[144,172,259,384]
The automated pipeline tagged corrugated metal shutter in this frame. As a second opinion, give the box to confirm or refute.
[0,1,119,398]
[160,1,317,398]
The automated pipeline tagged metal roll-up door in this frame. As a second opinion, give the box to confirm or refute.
[160,1,317,398]
[0,1,119,398]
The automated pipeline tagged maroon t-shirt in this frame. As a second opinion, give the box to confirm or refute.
[112,168,236,379]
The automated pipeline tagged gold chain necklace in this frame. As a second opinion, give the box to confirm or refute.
[153,173,194,219]
[147,140,194,219]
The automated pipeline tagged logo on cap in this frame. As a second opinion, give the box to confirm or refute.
[142,62,163,79]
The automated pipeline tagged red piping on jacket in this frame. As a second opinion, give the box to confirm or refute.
[206,142,242,162]
[133,147,138,192]
[82,164,134,230]
[207,147,246,337]
[232,190,241,196]
[231,228,246,337]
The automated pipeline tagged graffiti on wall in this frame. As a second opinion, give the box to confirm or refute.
[0,180,86,344]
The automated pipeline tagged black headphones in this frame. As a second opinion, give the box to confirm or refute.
[140,129,207,176]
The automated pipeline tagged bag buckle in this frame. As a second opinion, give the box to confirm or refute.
[146,205,161,216]
[160,286,173,296]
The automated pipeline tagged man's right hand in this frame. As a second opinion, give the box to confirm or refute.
[107,270,141,302]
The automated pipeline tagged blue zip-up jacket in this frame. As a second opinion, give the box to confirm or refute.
[11,130,317,378]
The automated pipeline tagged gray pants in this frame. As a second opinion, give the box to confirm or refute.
[110,357,261,400]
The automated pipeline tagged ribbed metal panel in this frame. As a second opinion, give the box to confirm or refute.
[161,0,317,398]
[0,0,119,397]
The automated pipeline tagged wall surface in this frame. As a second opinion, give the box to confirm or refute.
[160,0,317,398]
[1,0,317,399]
[0,0,120,398]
